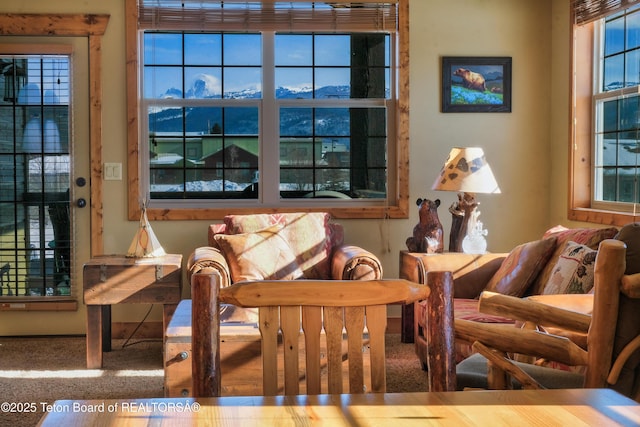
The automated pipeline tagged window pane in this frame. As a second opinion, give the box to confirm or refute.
[185,67,222,99]
[144,33,182,65]
[280,108,313,136]
[604,54,624,91]
[618,167,638,202]
[315,108,349,135]
[626,10,640,50]
[315,35,350,66]
[315,68,350,98]
[275,35,312,66]
[223,34,261,66]
[144,67,183,99]
[223,67,262,98]
[619,131,640,166]
[185,33,221,65]
[275,68,312,98]
[605,16,625,56]
[603,99,618,133]
[619,96,639,130]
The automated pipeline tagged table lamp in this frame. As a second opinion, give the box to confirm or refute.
[431,147,500,253]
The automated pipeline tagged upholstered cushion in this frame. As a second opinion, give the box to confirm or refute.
[542,241,597,295]
[484,238,557,297]
[222,212,335,279]
[615,222,640,275]
[529,225,618,295]
[214,225,304,283]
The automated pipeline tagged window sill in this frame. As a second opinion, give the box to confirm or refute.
[568,207,639,227]
[0,297,78,312]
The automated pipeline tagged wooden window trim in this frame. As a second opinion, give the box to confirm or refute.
[124,0,410,220]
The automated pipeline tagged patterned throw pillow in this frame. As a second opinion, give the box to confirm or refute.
[214,225,304,283]
[542,241,597,295]
[484,238,557,297]
[222,212,334,279]
[530,225,618,294]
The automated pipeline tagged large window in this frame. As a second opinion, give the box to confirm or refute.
[127,0,409,220]
[570,0,640,225]
[593,5,640,207]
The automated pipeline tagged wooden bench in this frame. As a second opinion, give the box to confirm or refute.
[164,299,372,397]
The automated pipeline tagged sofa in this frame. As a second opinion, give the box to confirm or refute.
[187,212,384,322]
[407,225,621,369]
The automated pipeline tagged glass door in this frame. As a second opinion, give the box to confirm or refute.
[0,54,71,298]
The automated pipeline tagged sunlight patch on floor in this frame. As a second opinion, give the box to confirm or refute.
[0,369,163,379]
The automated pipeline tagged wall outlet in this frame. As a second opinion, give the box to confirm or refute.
[104,163,122,180]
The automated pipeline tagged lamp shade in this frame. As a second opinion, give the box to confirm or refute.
[432,147,500,194]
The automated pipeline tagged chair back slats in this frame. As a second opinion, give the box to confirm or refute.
[345,306,366,393]
[366,305,388,393]
[280,306,301,395]
[259,306,280,396]
[301,306,323,394]
[324,306,345,394]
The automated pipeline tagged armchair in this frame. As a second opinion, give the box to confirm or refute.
[454,239,640,400]
[188,212,383,321]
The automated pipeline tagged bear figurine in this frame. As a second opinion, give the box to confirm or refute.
[406,198,444,253]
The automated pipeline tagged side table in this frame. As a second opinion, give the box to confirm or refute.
[83,254,183,368]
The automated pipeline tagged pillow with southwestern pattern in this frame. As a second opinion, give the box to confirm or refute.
[529,225,618,295]
[214,225,304,283]
[542,241,597,295]
[484,237,557,297]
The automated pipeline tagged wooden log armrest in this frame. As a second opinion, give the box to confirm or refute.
[478,291,591,334]
[331,244,383,281]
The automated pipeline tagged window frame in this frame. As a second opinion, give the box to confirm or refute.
[569,2,640,226]
[125,0,410,220]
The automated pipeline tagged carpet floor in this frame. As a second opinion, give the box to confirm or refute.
[0,334,426,426]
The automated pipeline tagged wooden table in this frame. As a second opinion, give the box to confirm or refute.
[83,254,182,368]
[37,389,640,426]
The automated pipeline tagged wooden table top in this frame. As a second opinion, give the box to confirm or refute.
[37,389,640,426]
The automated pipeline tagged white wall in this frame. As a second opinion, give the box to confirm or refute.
[1,0,569,334]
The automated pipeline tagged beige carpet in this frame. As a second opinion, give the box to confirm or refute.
[0,334,426,426]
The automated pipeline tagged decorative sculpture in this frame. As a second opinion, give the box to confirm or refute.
[406,198,444,253]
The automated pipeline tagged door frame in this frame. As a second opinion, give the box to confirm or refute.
[0,13,110,256]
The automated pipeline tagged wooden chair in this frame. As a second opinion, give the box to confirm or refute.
[454,239,640,400]
[190,274,447,397]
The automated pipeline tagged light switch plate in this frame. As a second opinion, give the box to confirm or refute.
[104,162,122,180]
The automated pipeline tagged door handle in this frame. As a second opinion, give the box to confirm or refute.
[76,198,87,208]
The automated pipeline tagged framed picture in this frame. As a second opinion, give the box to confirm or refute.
[441,56,512,113]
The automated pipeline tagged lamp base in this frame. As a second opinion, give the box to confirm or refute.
[448,192,479,252]
[462,230,488,254]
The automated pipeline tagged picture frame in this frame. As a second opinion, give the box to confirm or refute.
[441,56,512,113]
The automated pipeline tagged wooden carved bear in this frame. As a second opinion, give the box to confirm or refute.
[406,198,444,253]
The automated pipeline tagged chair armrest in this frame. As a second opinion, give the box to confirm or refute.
[621,272,640,299]
[400,252,507,299]
[187,246,232,288]
[479,291,592,334]
[331,244,383,280]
